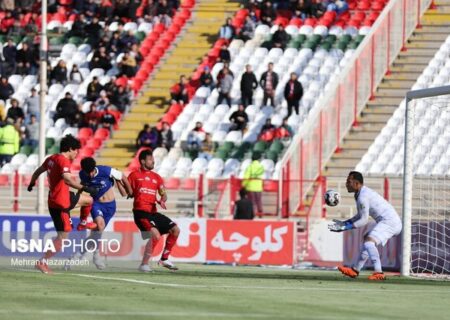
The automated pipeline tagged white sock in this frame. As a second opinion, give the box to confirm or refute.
[364,241,382,273]
[354,247,369,272]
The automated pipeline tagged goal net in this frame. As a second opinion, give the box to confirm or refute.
[402,86,450,279]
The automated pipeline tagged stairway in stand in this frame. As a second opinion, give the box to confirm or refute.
[97,0,240,170]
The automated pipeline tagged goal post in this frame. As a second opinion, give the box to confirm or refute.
[401,85,450,277]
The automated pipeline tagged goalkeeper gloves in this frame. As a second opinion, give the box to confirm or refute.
[328,219,354,232]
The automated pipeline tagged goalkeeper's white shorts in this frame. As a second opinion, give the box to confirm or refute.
[368,220,402,246]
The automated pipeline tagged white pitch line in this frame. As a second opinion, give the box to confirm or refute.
[69,273,450,294]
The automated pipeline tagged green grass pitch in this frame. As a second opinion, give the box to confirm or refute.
[1,263,449,320]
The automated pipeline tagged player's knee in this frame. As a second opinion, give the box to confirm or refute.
[170,225,180,237]
[150,229,161,241]
[96,220,105,232]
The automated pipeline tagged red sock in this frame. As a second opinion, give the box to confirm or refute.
[43,238,62,260]
[161,233,178,260]
[80,205,92,222]
[141,237,159,265]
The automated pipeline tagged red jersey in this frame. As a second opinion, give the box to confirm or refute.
[128,168,164,213]
[42,154,72,209]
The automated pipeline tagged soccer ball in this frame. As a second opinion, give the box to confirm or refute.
[324,189,340,207]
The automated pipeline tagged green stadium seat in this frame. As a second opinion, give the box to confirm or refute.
[269,140,284,153]
[48,145,60,155]
[253,141,268,153]
[19,145,32,156]
[265,150,278,162]
[68,36,83,45]
[45,138,55,151]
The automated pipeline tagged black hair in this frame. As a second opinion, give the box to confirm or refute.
[239,189,247,198]
[349,171,364,184]
[81,157,96,173]
[59,134,81,152]
[139,149,153,162]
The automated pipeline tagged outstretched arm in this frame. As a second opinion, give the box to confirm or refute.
[27,165,47,192]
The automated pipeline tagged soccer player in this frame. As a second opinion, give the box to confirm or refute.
[27,135,98,274]
[128,149,180,272]
[69,157,133,269]
[328,171,402,280]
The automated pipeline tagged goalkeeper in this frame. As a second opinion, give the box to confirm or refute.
[328,171,402,280]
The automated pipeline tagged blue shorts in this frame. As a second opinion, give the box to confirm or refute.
[91,201,116,226]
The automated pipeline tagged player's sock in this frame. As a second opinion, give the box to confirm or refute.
[354,247,369,272]
[43,238,62,260]
[142,238,159,265]
[161,233,178,261]
[80,205,92,222]
[364,241,382,273]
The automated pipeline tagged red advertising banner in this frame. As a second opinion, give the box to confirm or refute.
[206,220,295,265]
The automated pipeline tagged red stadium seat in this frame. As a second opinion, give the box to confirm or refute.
[181,178,196,190]
[79,127,94,140]
[165,177,180,189]
[289,17,303,27]
[263,180,279,192]
[85,138,102,150]
[0,175,9,186]
[79,147,94,158]
[94,128,110,141]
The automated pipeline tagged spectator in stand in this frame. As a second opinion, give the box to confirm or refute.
[240,64,258,107]
[51,60,68,85]
[24,114,39,149]
[69,64,84,84]
[66,13,87,39]
[217,68,233,108]
[85,16,103,46]
[259,118,276,142]
[99,0,114,20]
[218,44,231,63]
[143,0,159,19]
[239,15,256,41]
[87,76,103,101]
[110,85,130,113]
[130,43,143,65]
[120,30,138,50]
[260,1,276,26]
[0,117,20,166]
[200,66,214,89]
[186,121,205,151]
[0,11,15,34]
[8,20,26,39]
[16,42,36,75]
[276,117,294,139]
[157,0,174,16]
[293,0,314,19]
[2,39,17,76]
[233,189,255,220]
[119,51,137,77]
[284,72,303,117]
[219,18,235,41]
[90,46,112,71]
[96,90,111,111]
[198,133,214,161]
[136,124,159,149]
[170,75,190,105]
[0,101,6,125]
[158,121,173,150]
[260,62,279,107]
[272,25,290,49]
[83,103,100,132]
[0,76,14,101]
[100,106,116,131]
[84,0,99,20]
[108,31,123,57]
[24,88,39,122]
[229,104,249,132]
[54,92,78,125]
[242,152,264,217]
[6,98,25,124]
[217,62,234,83]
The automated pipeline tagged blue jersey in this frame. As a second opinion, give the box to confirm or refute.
[79,165,116,201]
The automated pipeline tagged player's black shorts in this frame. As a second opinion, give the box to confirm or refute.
[48,192,80,232]
[133,210,176,239]
[49,208,72,232]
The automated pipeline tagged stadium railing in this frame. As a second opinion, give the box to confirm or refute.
[279,0,433,217]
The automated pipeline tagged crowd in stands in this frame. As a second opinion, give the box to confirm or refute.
[0,0,186,167]
[136,121,174,151]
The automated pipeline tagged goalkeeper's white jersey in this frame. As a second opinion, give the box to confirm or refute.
[351,186,401,228]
